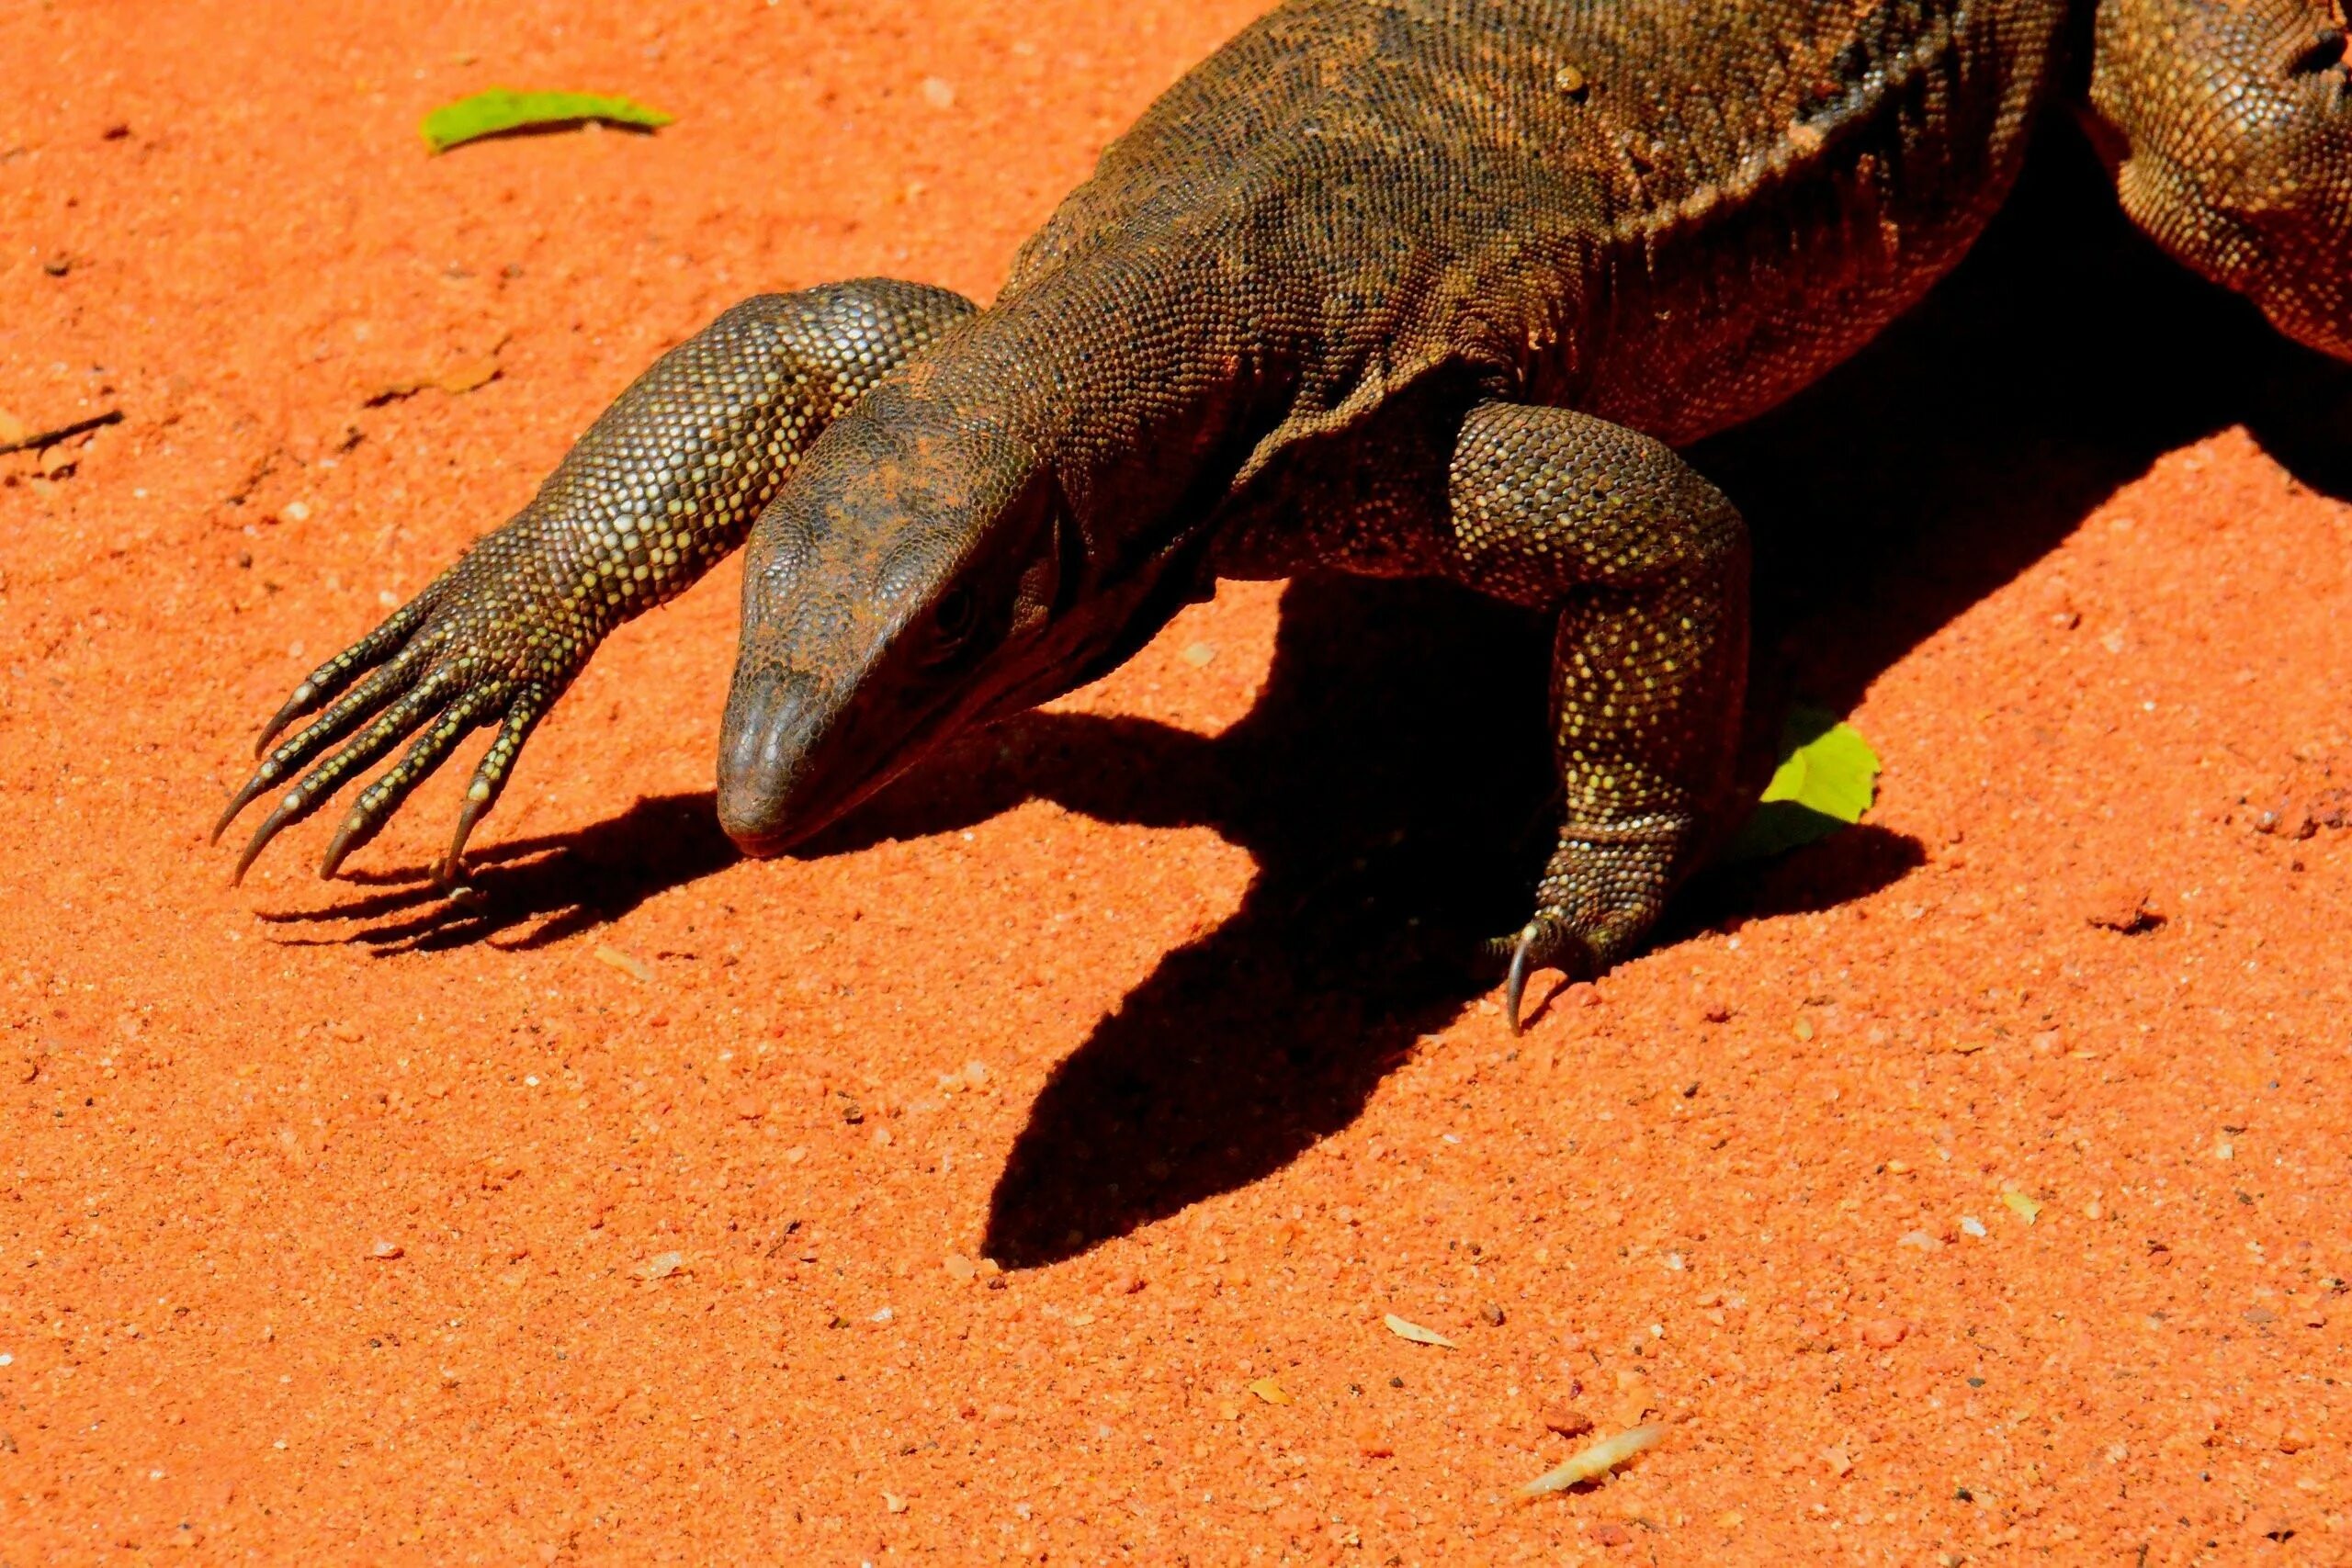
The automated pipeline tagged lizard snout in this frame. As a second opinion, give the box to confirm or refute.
[716,667,826,855]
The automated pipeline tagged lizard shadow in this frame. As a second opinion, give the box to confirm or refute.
[1705,121,2352,745]
[978,122,2352,1267]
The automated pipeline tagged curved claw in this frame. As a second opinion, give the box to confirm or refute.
[317,689,502,879]
[1503,922,1539,1035]
[231,788,307,886]
[435,694,548,887]
[216,651,430,847]
[211,773,277,847]
[224,672,463,883]
[254,679,323,760]
[438,793,492,890]
[251,589,441,757]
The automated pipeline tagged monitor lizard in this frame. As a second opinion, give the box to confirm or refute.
[215,0,2352,1030]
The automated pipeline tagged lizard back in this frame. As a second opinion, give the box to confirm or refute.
[1004,0,2070,451]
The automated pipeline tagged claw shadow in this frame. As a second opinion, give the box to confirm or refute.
[256,794,743,953]
[271,119,2352,1267]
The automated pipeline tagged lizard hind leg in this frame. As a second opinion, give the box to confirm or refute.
[1442,401,1750,1031]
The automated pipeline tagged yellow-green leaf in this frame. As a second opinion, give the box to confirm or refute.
[1246,1377,1292,1405]
[1724,706,1880,862]
[2000,1189,2041,1224]
[423,89,673,153]
[1383,1314,1457,1348]
[1517,1424,1667,1497]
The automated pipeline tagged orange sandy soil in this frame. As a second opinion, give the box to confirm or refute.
[6,1,2352,1562]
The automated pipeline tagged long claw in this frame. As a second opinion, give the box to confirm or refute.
[225,672,462,881]
[216,652,428,843]
[1503,922,1538,1035]
[435,694,548,886]
[318,691,499,879]
[232,791,306,886]
[254,680,322,758]
[316,817,364,881]
[251,590,441,757]
[211,773,276,846]
[438,795,491,890]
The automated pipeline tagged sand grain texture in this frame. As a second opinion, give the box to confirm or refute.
[4,0,2351,1561]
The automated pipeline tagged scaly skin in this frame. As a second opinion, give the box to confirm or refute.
[220,0,2352,1029]
[2087,0,2352,360]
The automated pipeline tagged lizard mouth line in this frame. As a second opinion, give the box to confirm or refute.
[717,674,973,860]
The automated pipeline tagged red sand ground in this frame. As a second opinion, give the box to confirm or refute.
[6,2,2352,1562]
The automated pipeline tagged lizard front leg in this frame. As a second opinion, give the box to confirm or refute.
[214,278,974,883]
[1443,400,1750,1032]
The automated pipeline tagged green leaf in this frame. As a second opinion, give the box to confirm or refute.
[421,89,673,153]
[1721,706,1880,863]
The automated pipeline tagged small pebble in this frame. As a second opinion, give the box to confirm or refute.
[943,1254,977,1281]
[1480,1302,1505,1326]
[1860,1316,1909,1348]
[1540,1401,1594,1439]
[1959,1215,1987,1238]
[368,1239,402,1260]
[2085,878,2162,933]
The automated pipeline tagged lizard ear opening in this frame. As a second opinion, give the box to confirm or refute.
[1008,468,1085,635]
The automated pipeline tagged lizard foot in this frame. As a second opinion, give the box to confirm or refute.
[1482,819,1690,1033]
[212,541,596,887]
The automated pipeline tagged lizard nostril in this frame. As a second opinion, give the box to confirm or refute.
[2289,27,2347,76]
[717,670,820,852]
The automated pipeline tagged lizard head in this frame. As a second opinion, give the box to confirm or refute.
[714,381,1136,855]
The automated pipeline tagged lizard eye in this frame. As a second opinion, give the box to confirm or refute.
[933,585,977,644]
